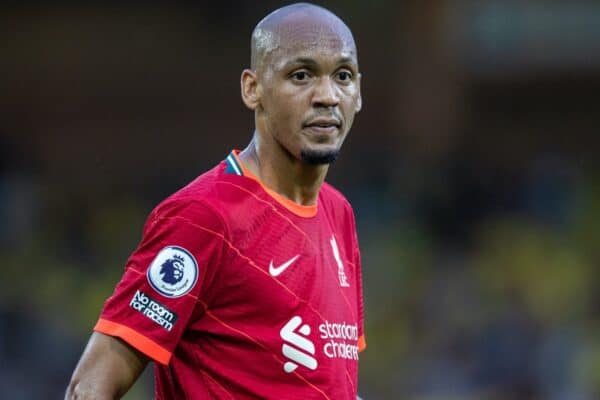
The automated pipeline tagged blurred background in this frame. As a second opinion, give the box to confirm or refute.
[1,0,599,399]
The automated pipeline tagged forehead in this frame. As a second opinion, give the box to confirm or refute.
[257,14,357,70]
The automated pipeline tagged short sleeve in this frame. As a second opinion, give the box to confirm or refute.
[94,198,226,365]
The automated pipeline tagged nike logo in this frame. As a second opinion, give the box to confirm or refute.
[269,255,300,277]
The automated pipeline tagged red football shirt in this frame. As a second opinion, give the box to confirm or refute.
[94,151,365,399]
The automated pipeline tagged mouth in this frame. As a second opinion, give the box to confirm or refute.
[303,119,341,135]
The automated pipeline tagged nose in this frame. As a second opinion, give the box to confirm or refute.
[312,76,339,108]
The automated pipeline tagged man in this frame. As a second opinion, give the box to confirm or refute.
[65,2,365,399]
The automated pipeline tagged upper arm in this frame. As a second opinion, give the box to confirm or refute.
[65,331,149,400]
[93,199,226,364]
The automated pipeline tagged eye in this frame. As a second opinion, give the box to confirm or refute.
[290,70,311,82]
[336,70,353,82]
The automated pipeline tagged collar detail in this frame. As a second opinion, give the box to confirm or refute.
[224,150,318,218]
[225,152,243,176]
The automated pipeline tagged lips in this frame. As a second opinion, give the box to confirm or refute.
[304,118,341,129]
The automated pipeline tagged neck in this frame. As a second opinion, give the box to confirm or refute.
[238,134,329,206]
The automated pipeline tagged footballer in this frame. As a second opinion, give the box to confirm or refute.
[66,3,366,399]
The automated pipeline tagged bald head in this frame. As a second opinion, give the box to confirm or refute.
[250,3,357,73]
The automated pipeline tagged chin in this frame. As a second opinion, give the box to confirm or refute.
[300,148,340,165]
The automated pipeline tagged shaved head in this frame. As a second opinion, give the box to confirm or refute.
[240,2,362,169]
[250,3,357,73]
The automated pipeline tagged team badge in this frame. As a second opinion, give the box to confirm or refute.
[330,236,350,287]
[147,246,198,298]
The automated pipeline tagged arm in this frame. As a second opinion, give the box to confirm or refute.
[65,331,149,400]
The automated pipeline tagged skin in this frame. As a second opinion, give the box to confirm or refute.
[239,2,361,206]
[65,3,361,398]
[64,332,148,399]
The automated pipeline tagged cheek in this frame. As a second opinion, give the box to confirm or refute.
[266,93,303,124]
[340,94,359,118]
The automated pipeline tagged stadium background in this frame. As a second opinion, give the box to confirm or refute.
[1,1,600,399]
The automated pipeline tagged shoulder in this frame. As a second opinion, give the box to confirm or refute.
[147,164,229,233]
[320,181,355,215]
[145,159,266,234]
[319,181,358,231]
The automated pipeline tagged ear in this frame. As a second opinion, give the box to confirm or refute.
[241,69,261,110]
[355,73,362,113]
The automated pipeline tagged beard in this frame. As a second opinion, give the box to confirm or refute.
[300,148,340,165]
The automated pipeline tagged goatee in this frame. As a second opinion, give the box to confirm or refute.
[300,149,340,165]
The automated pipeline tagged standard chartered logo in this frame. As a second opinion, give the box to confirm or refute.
[280,316,318,373]
[319,320,359,360]
[280,316,360,373]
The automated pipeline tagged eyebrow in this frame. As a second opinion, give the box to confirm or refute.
[336,57,356,66]
[284,57,318,69]
[282,56,357,70]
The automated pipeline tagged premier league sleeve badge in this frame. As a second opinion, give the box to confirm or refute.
[147,246,199,298]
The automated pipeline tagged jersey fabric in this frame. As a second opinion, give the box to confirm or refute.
[94,150,365,400]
